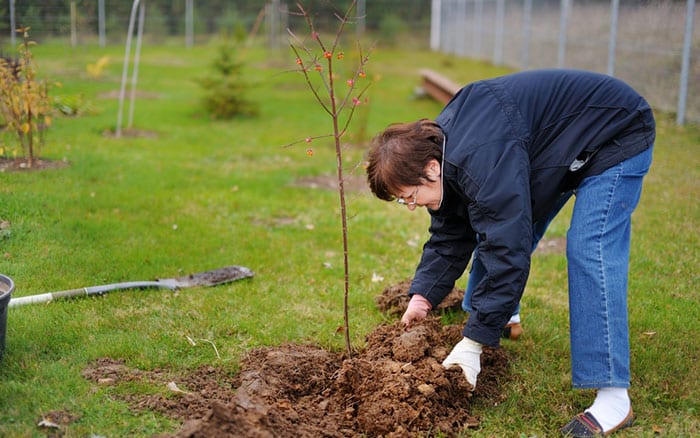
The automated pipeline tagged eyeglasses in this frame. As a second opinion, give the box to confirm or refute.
[396,186,419,207]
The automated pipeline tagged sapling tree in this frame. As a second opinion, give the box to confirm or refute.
[287,0,371,356]
[0,28,53,168]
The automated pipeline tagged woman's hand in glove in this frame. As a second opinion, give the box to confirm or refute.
[442,337,482,389]
[401,294,432,326]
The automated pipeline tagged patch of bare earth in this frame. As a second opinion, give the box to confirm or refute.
[101,127,159,138]
[81,281,510,437]
[0,157,69,172]
[98,90,160,100]
[535,236,567,255]
[292,173,370,193]
[36,409,82,437]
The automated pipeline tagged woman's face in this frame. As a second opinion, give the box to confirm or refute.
[395,159,443,211]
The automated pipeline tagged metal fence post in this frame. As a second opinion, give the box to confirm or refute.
[267,0,281,49]
[558,0,570,68]
[456,0,468,57]
[444,0,455,55]
[98,0,106,47]
[70,1,77,47]
[9,0,16,47]
[430,0,442,51]
[494,0,505,65]
[356,0,366,39]
[185,0,193,48]
[473,0,483,58]
[677,0,695,125]
[607,0,619,76]
[522,0,532,69]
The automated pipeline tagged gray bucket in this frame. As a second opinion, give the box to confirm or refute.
[0,274,13,360]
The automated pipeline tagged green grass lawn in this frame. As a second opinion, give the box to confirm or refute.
[0,38,698,437]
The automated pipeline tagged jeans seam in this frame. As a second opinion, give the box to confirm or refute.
[598,162,622,385]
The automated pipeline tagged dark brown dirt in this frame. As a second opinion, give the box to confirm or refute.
[374,278,465,318]
[81,281,510,437]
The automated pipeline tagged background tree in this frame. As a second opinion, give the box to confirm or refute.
[196,43,258,119]
[0,29,53,168]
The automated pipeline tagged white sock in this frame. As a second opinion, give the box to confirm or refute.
[508,314,521,324]
[585,387,631,432]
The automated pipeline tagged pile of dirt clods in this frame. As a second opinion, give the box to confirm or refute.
[85,281,510,437]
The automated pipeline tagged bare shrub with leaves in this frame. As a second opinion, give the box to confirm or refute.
[287,0,371,355]
[0,28,53,168]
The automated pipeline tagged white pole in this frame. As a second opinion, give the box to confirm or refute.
[116,0,141,138]
[127,1,146,129]
[676,0,695,125]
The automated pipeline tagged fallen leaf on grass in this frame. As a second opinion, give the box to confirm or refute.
[37,410,81,429]
[37,419,60,429]
[167,381,191,394]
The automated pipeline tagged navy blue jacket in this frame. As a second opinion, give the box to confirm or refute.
[409,69,655,347]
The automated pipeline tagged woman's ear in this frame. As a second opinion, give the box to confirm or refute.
[425,159,441,180]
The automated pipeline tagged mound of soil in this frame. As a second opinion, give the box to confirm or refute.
[82,281,510,437]
[374,278,465,317]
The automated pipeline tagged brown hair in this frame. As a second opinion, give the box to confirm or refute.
[365,119,444,201]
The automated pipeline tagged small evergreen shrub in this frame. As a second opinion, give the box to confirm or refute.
[196,44,258,119]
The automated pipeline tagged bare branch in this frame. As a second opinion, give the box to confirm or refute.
[280,133,334,149]
[289,43,333,115]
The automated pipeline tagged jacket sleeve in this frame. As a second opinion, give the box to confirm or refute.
[462,139,534,347]
[408,204,476,309]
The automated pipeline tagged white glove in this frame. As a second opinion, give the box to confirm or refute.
[401,294,432,326]
[442,337,482,389]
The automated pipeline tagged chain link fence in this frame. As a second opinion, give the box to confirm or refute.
[432,0,699,125]
[1,0,698,124]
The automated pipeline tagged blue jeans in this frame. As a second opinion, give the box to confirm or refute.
[462,193,572,315]
[568,146,653,388]
[462,146,652,388]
